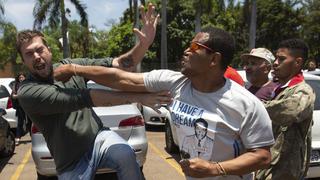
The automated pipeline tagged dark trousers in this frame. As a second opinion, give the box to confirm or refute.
[16,106,26,138]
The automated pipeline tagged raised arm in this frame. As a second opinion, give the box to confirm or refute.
[112,3,159,71]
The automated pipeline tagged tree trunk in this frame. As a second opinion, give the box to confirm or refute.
[134,0,141,72]
[161,0,168,69]
[195,1,202,33]
[60,0,70,58]
[249,0,257,49]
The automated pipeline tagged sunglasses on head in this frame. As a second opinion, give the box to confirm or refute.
[189,42,214,53]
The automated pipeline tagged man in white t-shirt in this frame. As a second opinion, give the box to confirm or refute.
[54,26,275,180]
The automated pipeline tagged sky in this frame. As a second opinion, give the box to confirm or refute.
[3,0,129,31]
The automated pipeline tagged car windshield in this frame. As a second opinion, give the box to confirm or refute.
[306,80,320,110]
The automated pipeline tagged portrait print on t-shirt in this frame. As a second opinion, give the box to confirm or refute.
[180,118,214,160]
[170,100,218,161]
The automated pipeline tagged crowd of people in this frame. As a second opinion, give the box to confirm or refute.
[10,3,316,180]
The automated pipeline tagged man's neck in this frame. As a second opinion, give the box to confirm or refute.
[191,75,226,93]
[251,77,270,87]
[278,71,301,85]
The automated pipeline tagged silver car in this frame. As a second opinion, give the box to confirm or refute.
[31,82,148,179]
[165,71,320,178]
[0,78,17,130]
[142,105,170,126]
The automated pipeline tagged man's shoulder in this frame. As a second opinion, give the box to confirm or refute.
[292,81,314,94]
[228,79,262,103]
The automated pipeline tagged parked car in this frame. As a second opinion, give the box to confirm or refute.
[31,81,148,179]
[164,71,320,178]
[142,105,170,126]
[0,78,17,130]
[304,70,320,76]
[0,108,15,157]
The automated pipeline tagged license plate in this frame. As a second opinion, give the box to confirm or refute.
[310,150,320,162]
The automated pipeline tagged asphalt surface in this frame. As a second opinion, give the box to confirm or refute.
[0,125,185,180]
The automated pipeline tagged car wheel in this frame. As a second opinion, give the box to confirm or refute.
[37,172,57,180]
[165,121,179,153]
[0,130,15,157]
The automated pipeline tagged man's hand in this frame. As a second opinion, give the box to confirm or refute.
[134,3,159,48]
[54,64,75,82]
[179,158,217,178]
[113,3,159,71]
[140,91,172,113]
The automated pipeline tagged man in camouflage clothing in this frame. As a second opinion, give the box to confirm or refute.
[256,39,315,180]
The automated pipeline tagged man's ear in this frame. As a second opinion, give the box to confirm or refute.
[210,52,221,67]
[296,57,304,67]
[265,63,272,73]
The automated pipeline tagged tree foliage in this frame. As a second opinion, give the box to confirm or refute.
[1,0,320,72]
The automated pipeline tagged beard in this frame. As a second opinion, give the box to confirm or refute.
[31,65,54,83]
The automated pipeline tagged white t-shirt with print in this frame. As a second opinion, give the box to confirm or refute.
[144,70,275,180]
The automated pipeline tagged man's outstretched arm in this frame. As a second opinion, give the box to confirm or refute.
[112,3,159,71]
[54,64,147,92]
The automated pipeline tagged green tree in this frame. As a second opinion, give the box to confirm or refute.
[302,0,320,60]
[33,0,88,58]
[105,21,135,58]
[0,0,4,22]
[160,0,168,69]
[255,0,303,50]
[68,20,91,58]
[41,26,63,63]
[0,22,19,72]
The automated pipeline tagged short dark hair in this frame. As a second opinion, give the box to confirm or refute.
[278,39,308,62]
[194,118,208,129]
[201,26,235,70]
[16,30,48,60]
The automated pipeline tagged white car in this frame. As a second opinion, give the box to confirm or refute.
[0,78,17,130]
[31,81,148,179]
[142,105,171,126]
[165,71,320,178]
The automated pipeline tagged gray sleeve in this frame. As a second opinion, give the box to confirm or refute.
[18,82,93,115]
[143,70,184,92]
[62,58,114,67]
[240,100,275,149]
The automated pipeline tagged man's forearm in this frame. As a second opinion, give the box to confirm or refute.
[181,147,271,178]
[90,89,142,107]
[215,148,271,176]
[90,89,171,108]
[113,42,149,71]
[75,65,147,92]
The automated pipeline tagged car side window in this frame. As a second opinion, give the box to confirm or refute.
[0,85,10,99]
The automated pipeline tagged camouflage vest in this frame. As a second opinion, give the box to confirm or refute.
[256,81,315,180]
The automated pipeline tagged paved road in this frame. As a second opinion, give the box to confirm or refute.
[0,126,185,180]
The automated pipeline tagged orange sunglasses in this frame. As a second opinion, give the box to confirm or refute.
[189,42,214,53]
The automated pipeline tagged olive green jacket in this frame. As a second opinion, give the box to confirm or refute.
[18,58,113,173]
[256,81,315,180]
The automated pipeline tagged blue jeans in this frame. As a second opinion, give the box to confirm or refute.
[58,129,143,180]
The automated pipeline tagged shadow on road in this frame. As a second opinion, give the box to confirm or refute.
[145,124,165,132]
[0,155,12,173]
